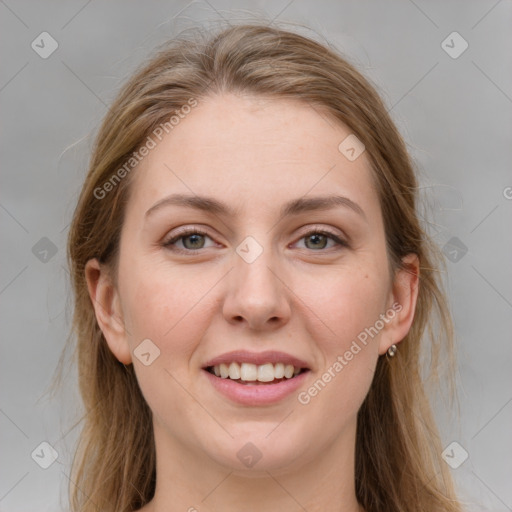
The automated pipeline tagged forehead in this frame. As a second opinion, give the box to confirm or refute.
[127,93,379,219]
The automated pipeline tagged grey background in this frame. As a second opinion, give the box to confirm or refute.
[1,1,511,511]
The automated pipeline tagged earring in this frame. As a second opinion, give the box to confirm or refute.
[386,344,397,358]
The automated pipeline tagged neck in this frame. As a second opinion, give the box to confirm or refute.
[143,418,363,512]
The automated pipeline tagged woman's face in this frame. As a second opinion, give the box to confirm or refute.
[88,93,417,474]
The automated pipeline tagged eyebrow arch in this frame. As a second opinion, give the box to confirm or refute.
[144,193,366,220]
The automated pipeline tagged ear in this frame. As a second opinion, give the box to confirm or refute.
[378,253,420,355]
[84,258,132,364]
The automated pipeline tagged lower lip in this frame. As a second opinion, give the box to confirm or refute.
[202,369,310,406]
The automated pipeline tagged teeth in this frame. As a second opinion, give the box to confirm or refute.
[284,364,294,379]
[257,363,274,382]
[219,363,229,379]
[240,363,258,381]
[210,362,303,382]
[274,363,285,379]
[228,362,240,380]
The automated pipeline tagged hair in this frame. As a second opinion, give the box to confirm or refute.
[61,22,462,512]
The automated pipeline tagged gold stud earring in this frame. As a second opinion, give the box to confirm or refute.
[386,344,397,358]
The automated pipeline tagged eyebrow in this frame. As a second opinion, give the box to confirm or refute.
[144,193,366,221]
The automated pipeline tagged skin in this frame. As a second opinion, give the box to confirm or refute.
[86,93,419,512]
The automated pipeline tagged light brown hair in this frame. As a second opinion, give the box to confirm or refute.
[62,22,461,512]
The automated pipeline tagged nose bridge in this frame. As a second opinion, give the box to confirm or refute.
[223,234,290,328]
[234,234,281,300]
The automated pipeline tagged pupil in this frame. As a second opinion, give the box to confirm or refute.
[184,234,204,249]
[306,234,327,250]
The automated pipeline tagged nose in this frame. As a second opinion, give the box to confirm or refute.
[222,245,291,331]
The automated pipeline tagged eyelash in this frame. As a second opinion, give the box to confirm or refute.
[162,227,349,254]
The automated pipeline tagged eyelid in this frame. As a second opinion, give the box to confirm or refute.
[291,225,349,250]
[294,224,346,241]
[162,225,215,247]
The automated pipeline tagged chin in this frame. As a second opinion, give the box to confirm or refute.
[200,428,310,474]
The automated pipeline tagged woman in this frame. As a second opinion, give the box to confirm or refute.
[65,23,462,512]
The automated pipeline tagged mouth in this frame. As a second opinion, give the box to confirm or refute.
[204,362,310,385]
[202,361,311,406]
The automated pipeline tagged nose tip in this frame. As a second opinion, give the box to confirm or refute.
[223,250,291,330]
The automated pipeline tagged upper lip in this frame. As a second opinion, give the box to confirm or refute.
[203,350,311,370]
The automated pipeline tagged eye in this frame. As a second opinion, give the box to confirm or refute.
[294,229,348,251]
[162,226,349,254]
[162,228,217,252]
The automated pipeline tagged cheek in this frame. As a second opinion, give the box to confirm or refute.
[297,263,388,409]
[304,261,390,352]
[119,266,220,420]
[121,264,217,369]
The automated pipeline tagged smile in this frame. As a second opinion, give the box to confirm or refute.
[203,366,310,406]
[206,362,307,384]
